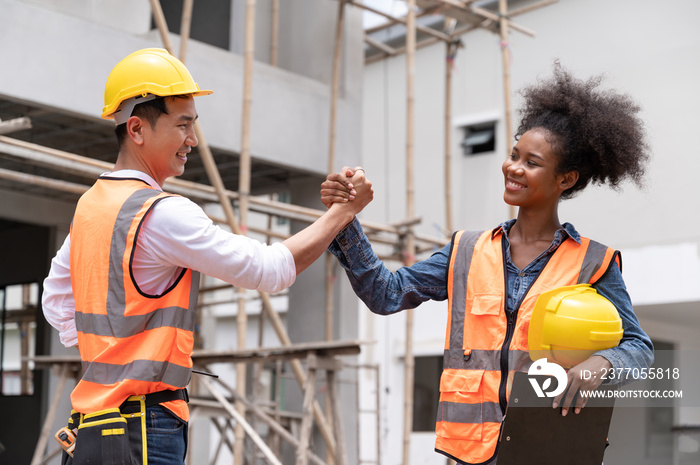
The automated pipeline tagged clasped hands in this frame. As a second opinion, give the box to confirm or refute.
[321,166,373,214]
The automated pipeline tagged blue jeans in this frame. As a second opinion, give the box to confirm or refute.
[146,405,188,465]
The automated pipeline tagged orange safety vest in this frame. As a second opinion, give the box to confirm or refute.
[436,228,619,464]
[70,176,200,421]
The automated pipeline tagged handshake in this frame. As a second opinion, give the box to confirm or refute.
[320,166,374,216]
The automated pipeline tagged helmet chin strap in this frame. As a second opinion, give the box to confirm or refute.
[112,93,158,125]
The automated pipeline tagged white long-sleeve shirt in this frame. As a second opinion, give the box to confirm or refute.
[42,170,296,347]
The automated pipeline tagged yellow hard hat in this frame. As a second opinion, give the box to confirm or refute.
[102,48,212,123]
[528,284,623,368]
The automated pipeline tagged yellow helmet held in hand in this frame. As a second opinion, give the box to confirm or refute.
[102,48,212,124]
[528,284,623,369]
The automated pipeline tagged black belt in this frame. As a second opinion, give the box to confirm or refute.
[121,388,189,409]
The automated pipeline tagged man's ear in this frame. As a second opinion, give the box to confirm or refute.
[559,170,579,191]
[126,116,146,145]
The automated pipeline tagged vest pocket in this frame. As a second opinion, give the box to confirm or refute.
[436,369,485,441]
[73,410,131,465]
[464,293,503,351]
[469,293,502,315]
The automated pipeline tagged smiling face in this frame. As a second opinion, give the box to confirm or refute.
[141,96,199,186]
[501,128,578,210]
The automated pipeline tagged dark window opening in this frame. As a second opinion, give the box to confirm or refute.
[0,283,39,396]
[155,1,231,50]
[461,122,496,156]
[412,355,443,432]
[276,192,290,226]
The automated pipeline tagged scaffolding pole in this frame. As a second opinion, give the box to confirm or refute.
[235,0,257,461]
[179,0,194,63]
[402,1,417,464]
[326,2,346,462]
[444,40,457,233]
[499,0,517,220]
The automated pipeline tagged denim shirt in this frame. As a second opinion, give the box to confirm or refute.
[328,218,654,385]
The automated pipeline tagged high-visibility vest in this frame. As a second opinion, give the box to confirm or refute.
[70,177,200,421]
[436,228,619,464]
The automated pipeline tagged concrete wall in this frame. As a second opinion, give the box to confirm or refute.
[0,0,363,175]
[359,0,700,464]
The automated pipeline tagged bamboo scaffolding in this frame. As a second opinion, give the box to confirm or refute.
[235,0,257,460]
[0,167,88,195]
[179,0,194,63]
[434,0,536,37]
[329,0,345,175]
[498,0,517,220]
[201,377,283,465]
[254,195,277,457]
[148,0,174,52]
[29,364,71,465]
[326,0,346,343]
[364,0,555,64]
[326,3,346,462]
[350,0,450,42]
[366,7,440,35]
[365,20,491,65]
[191,372,328,465]
[364,35,399,56]
[444,40,456,232]
[177,15,201,458]
[402,1,417,463]
[210,418,234,464]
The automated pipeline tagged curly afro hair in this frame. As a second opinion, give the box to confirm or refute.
[515,62,650,199]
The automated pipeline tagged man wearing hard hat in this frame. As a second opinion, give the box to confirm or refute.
[42,48,373,464]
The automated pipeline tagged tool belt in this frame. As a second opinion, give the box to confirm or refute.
[59,389,188,465]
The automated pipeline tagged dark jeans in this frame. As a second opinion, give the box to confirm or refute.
[145,405,188,465]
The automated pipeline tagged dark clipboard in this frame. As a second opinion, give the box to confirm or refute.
[497,371,617,465]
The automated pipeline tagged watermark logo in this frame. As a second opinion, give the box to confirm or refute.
[528,358,568,398]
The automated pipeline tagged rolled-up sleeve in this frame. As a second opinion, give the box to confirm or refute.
[143,197,296,293]
[328,218,449,314]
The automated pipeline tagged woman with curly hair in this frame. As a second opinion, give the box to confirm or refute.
[320,63,653,465]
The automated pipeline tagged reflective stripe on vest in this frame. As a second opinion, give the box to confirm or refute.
[435,229,619,464]
[70,177,200,419]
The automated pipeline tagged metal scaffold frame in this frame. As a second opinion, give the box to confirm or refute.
[12,1,557,463]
